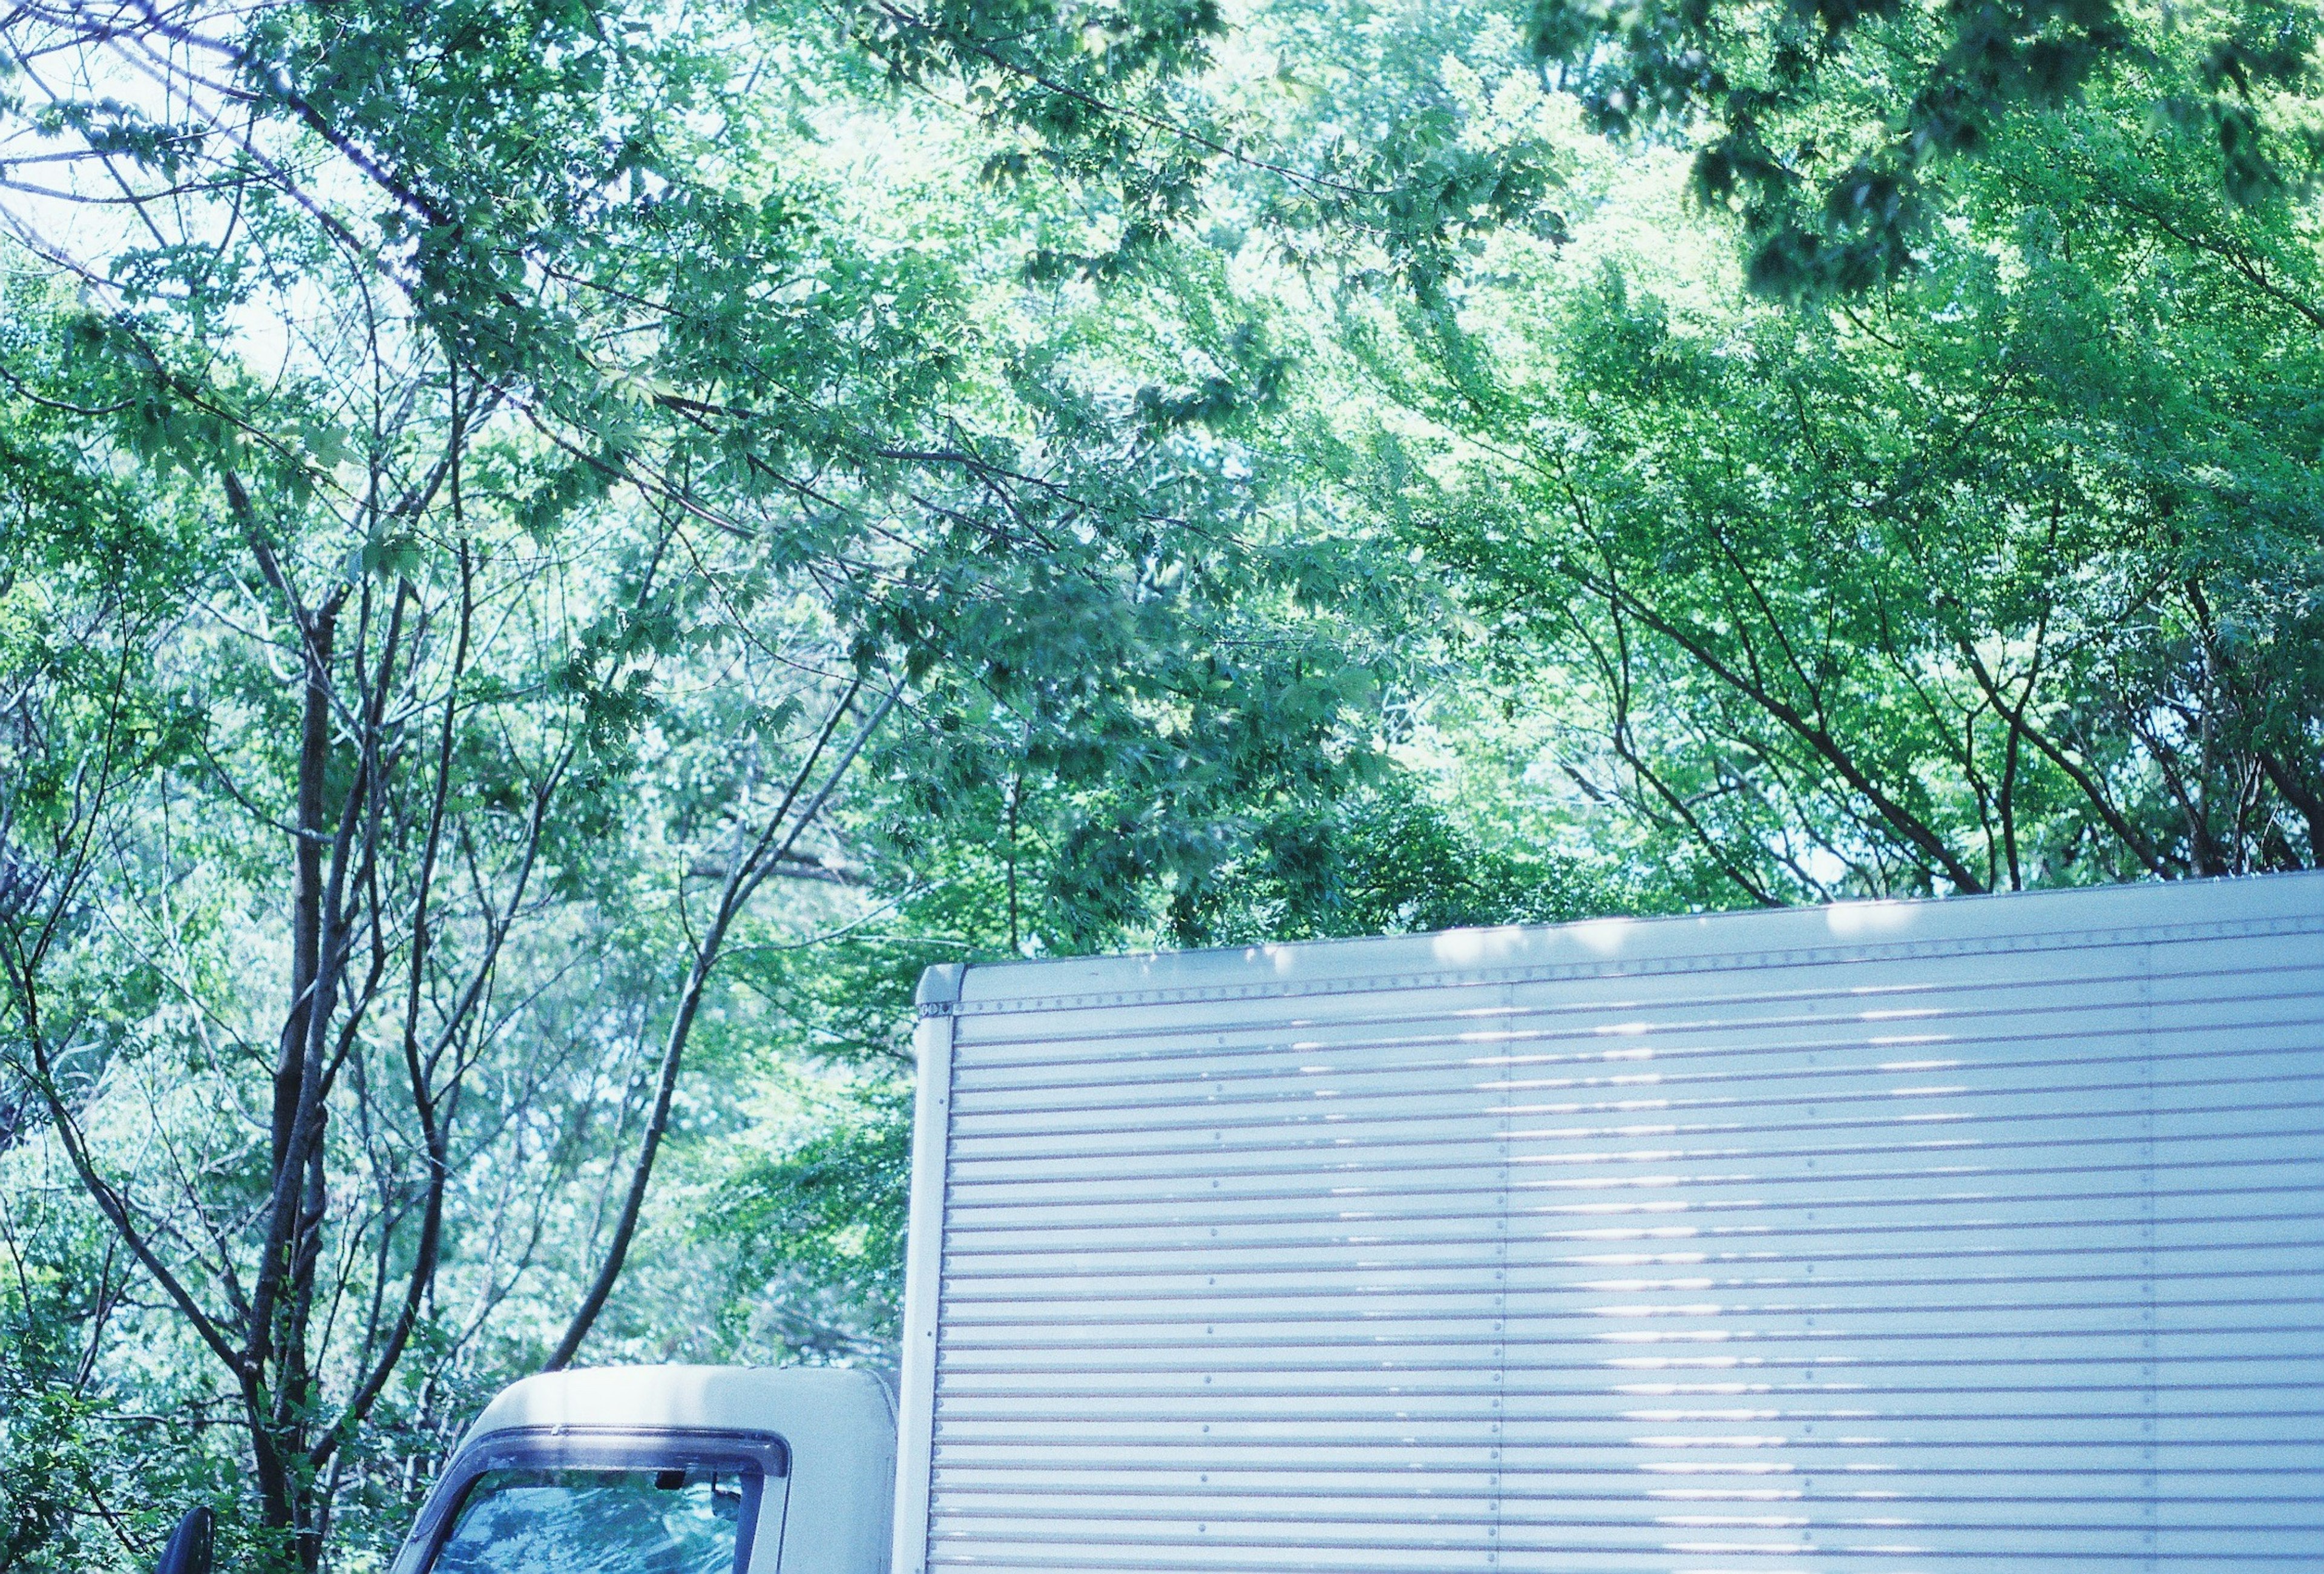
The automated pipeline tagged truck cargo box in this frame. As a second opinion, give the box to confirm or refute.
[892,873,2324,1573]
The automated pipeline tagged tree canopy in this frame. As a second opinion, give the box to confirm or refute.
[0,0,2316,1569]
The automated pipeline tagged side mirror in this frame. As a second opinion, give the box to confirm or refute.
[154,1508,213,1574]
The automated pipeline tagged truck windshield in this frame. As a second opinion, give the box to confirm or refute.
[429,1466,758,1574]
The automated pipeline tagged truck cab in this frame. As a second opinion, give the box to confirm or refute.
[385,1368,897,1574]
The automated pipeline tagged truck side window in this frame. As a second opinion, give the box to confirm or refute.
[429,1466,759,1574]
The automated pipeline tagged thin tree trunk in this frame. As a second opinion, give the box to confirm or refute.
[542,679,901,1371]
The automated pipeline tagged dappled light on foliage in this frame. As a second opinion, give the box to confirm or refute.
[0,0,2317,1569]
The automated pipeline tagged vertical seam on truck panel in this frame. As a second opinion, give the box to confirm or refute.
[2139,946,2158,1573]
[1489,974,1511,1570]
[893,975,961,1574]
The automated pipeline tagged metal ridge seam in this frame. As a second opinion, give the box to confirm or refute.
[939,914,2324,1018]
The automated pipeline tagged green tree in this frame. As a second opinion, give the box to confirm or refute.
[1339,60,2324,899]
[1525,0,2322,296]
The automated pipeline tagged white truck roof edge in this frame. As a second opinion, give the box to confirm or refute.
[914,961,967,1009]
[455,1362,888,1440]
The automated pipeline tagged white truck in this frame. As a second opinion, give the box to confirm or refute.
[370,872,2324,1574]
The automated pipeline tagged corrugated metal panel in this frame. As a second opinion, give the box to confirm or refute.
[892,874,2324,1573]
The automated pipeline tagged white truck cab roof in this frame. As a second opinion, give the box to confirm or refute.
[391,1366,896,1574]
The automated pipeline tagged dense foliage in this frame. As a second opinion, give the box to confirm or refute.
[0,1,2316,1570]
[1351,66,2324,898]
